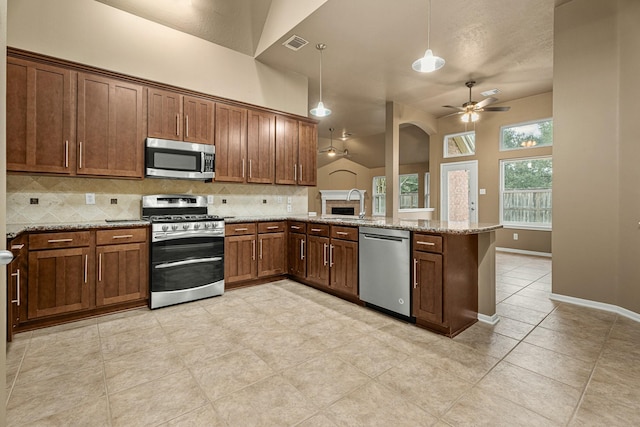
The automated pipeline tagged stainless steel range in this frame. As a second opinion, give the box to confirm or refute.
[142,194,224,309]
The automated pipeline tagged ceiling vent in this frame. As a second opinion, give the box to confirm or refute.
[282,35,309,51]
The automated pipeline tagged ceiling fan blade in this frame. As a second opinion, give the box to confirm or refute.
[443,105,465,111]
[475,97,498,109]
[482,106,511,112]
[441,110,464,118]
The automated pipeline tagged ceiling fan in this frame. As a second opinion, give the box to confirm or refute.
[318,128,351,157]
[443,81,510,122]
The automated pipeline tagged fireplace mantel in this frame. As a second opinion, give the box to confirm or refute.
[319,189,366,215]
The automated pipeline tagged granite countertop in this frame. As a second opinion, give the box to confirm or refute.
[6,214,501,240]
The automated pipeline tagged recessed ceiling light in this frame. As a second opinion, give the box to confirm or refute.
[481,88,500,97]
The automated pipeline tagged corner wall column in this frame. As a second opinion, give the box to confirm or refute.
[385,101,400,218]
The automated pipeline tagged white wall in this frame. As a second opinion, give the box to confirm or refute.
[7,0,308,116]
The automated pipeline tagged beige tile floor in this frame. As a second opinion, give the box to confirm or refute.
[6,252,640,426]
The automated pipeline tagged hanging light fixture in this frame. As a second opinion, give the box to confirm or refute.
[412,0,445,73]
[310,43,331,117]
[461,111,479,123]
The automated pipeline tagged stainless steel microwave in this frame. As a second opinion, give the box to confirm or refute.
[145,138,214,181]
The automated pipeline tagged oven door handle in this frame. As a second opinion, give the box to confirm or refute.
[153,230,224,241]
[154,257,223,269]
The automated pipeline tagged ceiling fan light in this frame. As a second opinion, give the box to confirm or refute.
[412,49,445,73]
[327,147,336,157]
[310,101,331,117]
[461,111,479,123]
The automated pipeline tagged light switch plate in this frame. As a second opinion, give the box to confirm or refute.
[207,195,214,204]
[479,188,486,195]
[287,204,292,212]
[85,193,96,205]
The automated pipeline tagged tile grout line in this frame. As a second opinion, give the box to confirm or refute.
[5,332,32,407]
[97,324,114,427]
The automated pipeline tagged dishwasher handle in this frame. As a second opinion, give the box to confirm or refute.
[361,233,408,243]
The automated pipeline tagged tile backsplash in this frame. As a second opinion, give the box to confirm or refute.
[7,175,308,224]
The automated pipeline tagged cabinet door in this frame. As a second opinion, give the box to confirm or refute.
[297,121,317,186]
[306,235,329,288]
[330,239,358,296]
[27,247,92,319]
[77,73,144,178]
[215,103,247,182]
[96,242,148,306]
[148,88,182,140]
[287,232,306,279]
[183,95,214,145]
[275,116,298,185]
[258,232,285,277]
[7,58,74,174]
[224,234,257,283]
[412,251,443,324]
[247,110,275,184]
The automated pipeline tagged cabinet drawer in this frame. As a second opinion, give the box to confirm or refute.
[257,221,285,234]
[413,233,443,253]
[96,227,148,245]
[331,225,358,241]
[29,231,91,250]
[307,223,330,237]
[288,221,307,234]
[225,223,257,236]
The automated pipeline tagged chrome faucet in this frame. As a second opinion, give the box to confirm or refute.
[346,188,366,218]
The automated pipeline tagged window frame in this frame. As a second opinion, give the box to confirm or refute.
[499,118,553,152]
[443,130,476,158]
[499,156,552,231]
[371,173,421,216]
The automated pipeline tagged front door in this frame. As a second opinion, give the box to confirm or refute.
[440,160,478,223]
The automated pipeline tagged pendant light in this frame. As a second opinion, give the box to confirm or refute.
[310,43,331,117]
[412,0,445,73]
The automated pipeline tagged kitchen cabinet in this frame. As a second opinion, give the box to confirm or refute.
[148,88,214,145]
[6,57,75,174]
[306,224,330,289]
[275,117,318,186]
[27,231,93,319]
[257,222,286,277]
[96,228,148,306]
[215,103,248,182]
[287,221,307,280]
[247,110,276,184]
[412,232,478,336]
[7,235,28,341]
[329,226,358,297]
[224,223,257,283]
[77,72,144,178]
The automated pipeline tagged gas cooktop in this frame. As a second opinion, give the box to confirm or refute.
[149,214,223,223]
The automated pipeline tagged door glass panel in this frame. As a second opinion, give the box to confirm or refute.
[446,169,470,222]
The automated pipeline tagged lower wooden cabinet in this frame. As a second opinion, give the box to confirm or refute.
[287,221,307,280]
[257,222,286,277]
[330,237,358,297]
[412,251,443,324]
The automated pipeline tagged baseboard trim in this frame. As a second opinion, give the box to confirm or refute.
[550,293,640,323]
[496,247,552,258]
[477,313,500,325]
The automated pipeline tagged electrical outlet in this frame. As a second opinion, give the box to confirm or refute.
[207,195,214,204]
[287,204,292,212]
[85,193,96,205]
[287,197,292,204]
[222,199,227,204]
[277,196,283,204]
[30,198,39,205]
[263,199,267,204]
[513,233,519,240]
[110,198,118,205]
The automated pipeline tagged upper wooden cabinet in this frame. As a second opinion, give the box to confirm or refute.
[247,110,276,184]
[77,72,144,178]
[147,88,214,145]
[6,57,75,174]
[275,116,317,186]
[215,103,248,182]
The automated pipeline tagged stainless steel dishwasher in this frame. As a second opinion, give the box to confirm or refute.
[359,226,412,318]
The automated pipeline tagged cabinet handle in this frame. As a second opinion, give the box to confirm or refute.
[417,241,436,246]
[294,164,297,181]
[11,244,25,250]
[299,164,303,182]
[249,159,252,178]
[79,141,83,169]
[413,258,418,289]
[300,239,305,260]
[185,115,189,137]
[267,226,279,230]
[11,269,20,306]
[242,158,246,178]
[48,238,73,243]
[259,238,263,259]
[323,243,328,266]
[176,114,180,136]
[64,140,69,168]
[112,234,134,239]
[311,228,322,232]
[252,239,256,261]
[291,226,301,230]
[329,244,334,267]
[336,231,349,236]
[98,253,102,282]
[234,227,248,232]
[84,254,88,284]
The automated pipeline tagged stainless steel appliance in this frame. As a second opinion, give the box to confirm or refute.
[142,194,224,309]
[145,138,214,181]
[358,226,412,318]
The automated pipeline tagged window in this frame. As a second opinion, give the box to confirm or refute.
[444,131,475,158]
[372,173,420,215]
[500,118,553,151]
[500,157,552,229]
